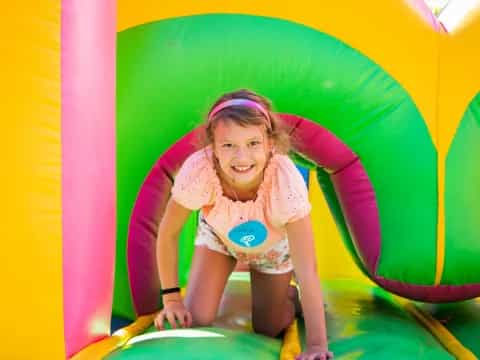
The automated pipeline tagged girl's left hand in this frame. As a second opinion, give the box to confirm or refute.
[295,346,334,360]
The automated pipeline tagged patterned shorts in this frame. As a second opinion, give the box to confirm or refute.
[195,215,293,274]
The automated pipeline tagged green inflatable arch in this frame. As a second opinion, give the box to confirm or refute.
[114,14,436,318]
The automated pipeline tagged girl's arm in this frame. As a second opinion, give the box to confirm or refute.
[286,214,330,355]
[155,197,193,328]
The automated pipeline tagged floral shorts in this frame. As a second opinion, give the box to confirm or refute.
[195,215,293,274]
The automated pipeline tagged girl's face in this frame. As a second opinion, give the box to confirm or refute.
[213,120,272,190]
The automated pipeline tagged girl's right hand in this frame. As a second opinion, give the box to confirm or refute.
[154,300,193,330]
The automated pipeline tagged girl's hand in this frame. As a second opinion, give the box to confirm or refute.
[295,346,334,360]
[154,300,193,330]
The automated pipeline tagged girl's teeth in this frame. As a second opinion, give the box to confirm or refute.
[233,166,252,172]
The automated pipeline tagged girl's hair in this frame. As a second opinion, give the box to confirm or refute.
[197,89,290,154]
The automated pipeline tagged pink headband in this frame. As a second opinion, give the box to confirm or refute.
[208,98,272,129]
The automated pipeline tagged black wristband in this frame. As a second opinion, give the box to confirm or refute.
[161,287,181,295]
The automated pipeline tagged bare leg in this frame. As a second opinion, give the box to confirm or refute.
[250,269,296,337]
[184,246,237,326]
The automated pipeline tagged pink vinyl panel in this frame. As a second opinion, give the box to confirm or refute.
[61,0,116,356]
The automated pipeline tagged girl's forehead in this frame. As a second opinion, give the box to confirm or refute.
[213,121,266,140]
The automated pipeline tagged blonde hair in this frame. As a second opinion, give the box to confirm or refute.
[197,89,290,154]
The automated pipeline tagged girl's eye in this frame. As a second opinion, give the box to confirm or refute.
[249,141,261,147]
[222,143,233,148]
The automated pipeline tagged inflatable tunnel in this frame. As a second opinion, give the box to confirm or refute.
[4,0,480,359]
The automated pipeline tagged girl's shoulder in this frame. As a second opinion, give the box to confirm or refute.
[268,154,305,186]
[272,153,298,170]
[266,154,311,224]
[171,146,216,210]
[181,146,214,169]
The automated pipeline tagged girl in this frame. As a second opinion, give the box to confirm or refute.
[154,89,333,360]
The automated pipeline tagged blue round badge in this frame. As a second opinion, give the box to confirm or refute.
[227,220,268,248]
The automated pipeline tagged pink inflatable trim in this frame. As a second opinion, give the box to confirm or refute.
[61,0,116,356]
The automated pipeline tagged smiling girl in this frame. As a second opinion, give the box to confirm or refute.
[154,89,333,360]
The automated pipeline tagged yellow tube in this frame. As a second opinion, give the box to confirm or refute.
[70,314,156,360]
[280,320,301,360]
[400,300,477,360]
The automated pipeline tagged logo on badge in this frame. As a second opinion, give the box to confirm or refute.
[228,220,268,248]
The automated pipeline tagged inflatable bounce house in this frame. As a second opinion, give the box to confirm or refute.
[4,0,480,358]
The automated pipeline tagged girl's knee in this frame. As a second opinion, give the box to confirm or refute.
[190,309,216,327]
[192,317,214,327]
[252,301,295,337]
[253,321,278,337]
[252,318,291,338]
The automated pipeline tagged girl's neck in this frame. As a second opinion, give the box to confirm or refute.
[221,177,261,202]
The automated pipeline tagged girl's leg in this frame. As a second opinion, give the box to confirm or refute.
[184,246,237,326]
[250,269,296,337]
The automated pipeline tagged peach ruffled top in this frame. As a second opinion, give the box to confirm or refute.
[171,146,311,254]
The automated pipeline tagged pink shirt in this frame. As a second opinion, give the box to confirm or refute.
[171,146,311,254]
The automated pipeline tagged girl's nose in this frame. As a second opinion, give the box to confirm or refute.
[234,146,249,160]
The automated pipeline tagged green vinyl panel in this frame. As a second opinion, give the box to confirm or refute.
[444,92,480,284]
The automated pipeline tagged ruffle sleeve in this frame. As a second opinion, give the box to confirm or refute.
[269,155,312,225]
[171,148,216,210]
